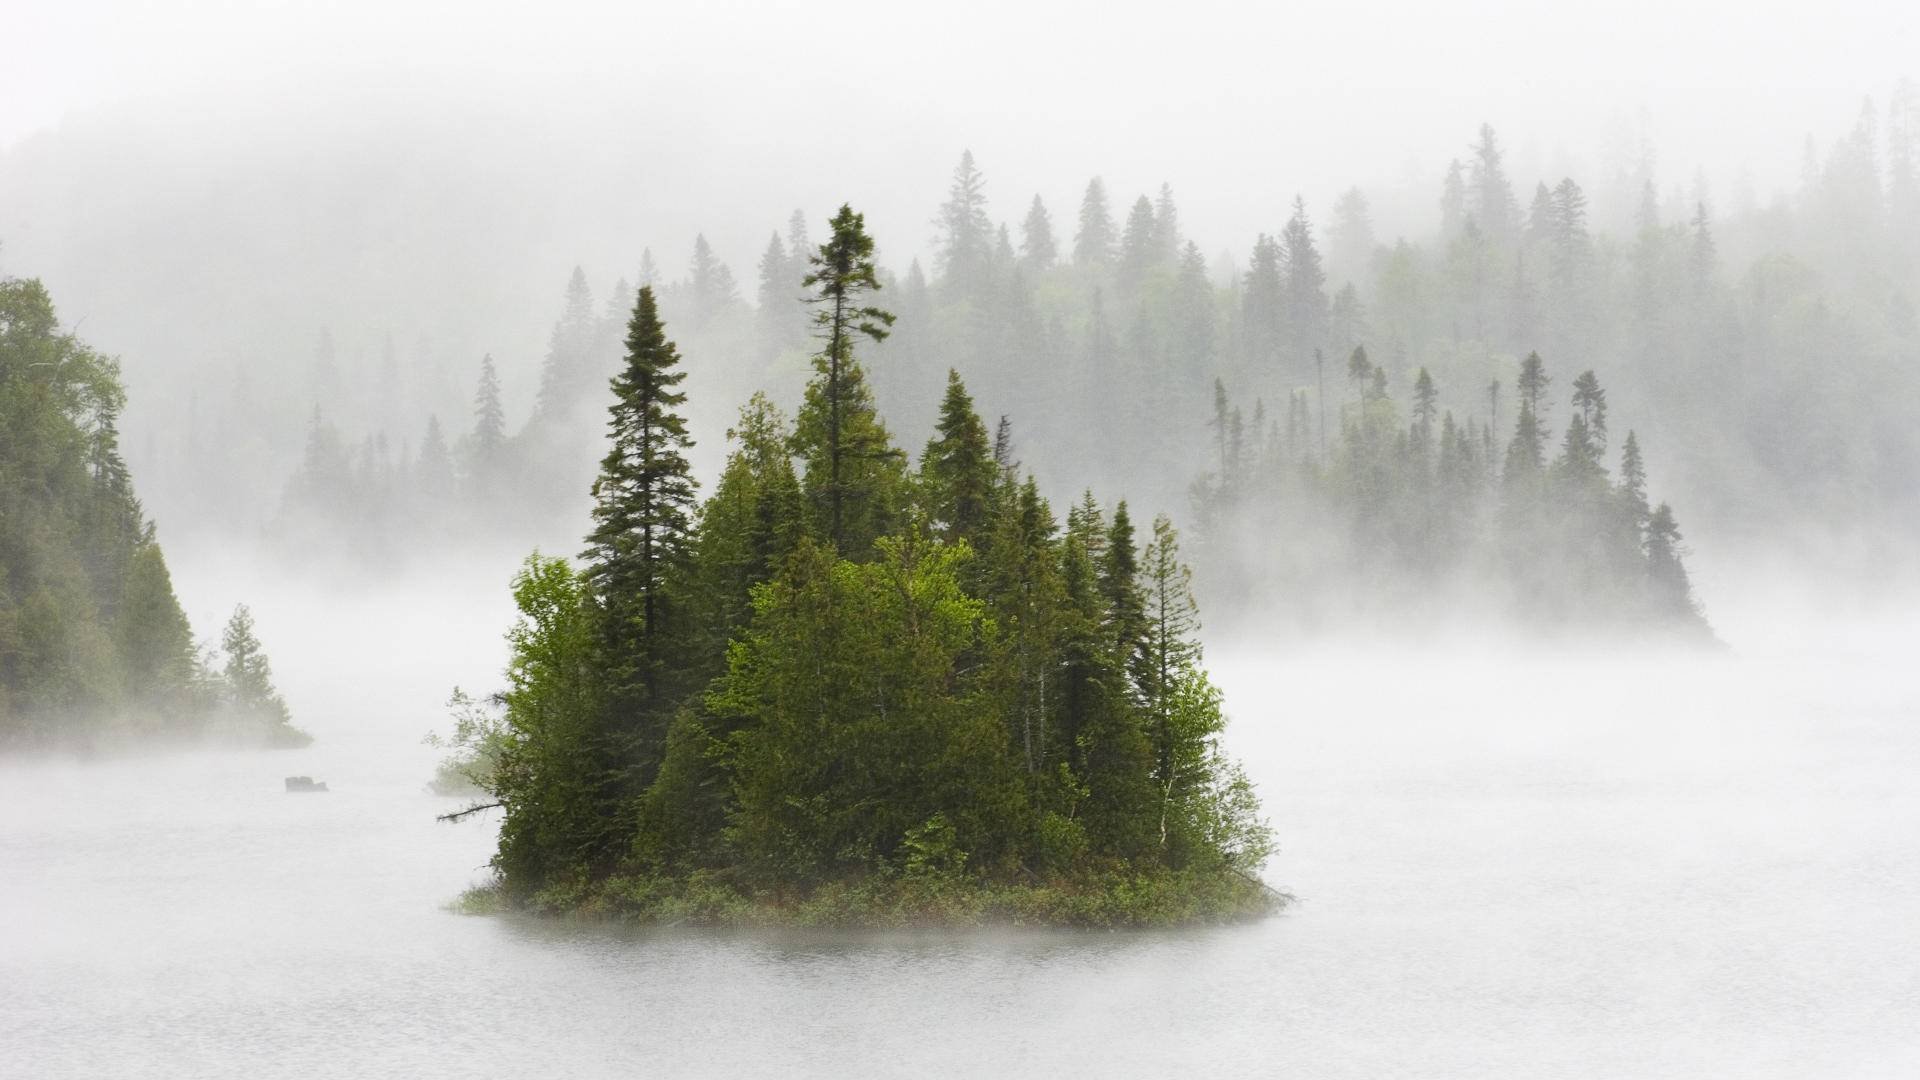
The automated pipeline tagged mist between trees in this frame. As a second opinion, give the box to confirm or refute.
[0,279,306,749]
[6,101,1904,619]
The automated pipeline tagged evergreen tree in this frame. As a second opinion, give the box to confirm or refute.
[1152,183,1182,260]
[1020,195,1058,268]
[582,285,698,745]
[218,604,304,743]
[1074,178,1117,268]
[533,268,599,420]
[935,150,994,294]
[416,415,455,505]
[1100,501,1147,672]
[793,205,904,556]
[1468,123,1519,240]
[687,235,739,329]
[1281,197,1329,371]
[1241,234,1284,368]
[471,354,506,473]
[920,369,997,545]
[1119,194,1160,287]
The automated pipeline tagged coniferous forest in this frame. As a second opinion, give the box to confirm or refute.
[0,277,306,749]
[236,113,1920,638]
[442,208,1277,925]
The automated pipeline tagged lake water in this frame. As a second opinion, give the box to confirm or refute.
[3,563,1917,1078]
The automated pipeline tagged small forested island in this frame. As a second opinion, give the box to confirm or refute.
[0,276,306,750]
[443,208,1278,927]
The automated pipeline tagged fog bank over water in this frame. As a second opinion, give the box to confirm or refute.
[5,551,1916,1077]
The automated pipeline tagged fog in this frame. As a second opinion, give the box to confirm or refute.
[4,1,1920,1074]
[6,560,1917,1076]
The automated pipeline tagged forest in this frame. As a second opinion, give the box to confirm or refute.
[0,276,305,749]
[441,208,1277,926]
[250,108,1914,634]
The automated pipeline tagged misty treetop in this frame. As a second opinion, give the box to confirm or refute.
[444,207,1275,926]
[1191,351,1710,636]
[258,109,1915,643]
[0,277,308,749]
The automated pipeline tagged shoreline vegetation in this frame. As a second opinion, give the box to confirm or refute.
[449,868,1287,929]
[0,277,308,752]
[438,206,1281,927]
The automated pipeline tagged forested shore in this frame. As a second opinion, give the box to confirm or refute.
[0,277,305,750]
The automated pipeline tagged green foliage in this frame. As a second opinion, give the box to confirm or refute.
[456,210,1273,925]
[794,205,905,556]
[582,285,698,771]
[0,277,301,747]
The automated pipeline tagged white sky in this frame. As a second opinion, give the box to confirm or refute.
[5,0,1917,270]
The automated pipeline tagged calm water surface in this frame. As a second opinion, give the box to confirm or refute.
[3,572,1917,1078]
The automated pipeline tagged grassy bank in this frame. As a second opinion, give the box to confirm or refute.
[452,867,1287,930]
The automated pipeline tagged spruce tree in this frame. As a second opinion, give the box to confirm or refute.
[583,285,698,744]
[470,354,506,475]
[920,369,997,546]
[1119,194,1159,286]
[1074,178,1116,268]
[1020,195,1058,268]
[1100,501,1147,672]
[935,150,994,294]
[1281,196,1330,368]
[793,204,903,556]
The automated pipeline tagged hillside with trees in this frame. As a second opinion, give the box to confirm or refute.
[212,110,1918,635]
[441,208,1276,926]
[0,276,307,750]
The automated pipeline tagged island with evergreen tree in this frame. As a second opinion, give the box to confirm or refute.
[0,276,307,751]
[441,207,1279,926]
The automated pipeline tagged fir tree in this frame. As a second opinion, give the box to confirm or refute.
[1020,195,1058,268]
[920,369,997,546]
[935,150,994,294]
[583,285,698,739]
[1074,178,1117,268]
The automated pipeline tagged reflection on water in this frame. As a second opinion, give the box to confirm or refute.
[3,571,1918,1077]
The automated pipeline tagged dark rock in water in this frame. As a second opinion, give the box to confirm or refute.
[285,776,329,793]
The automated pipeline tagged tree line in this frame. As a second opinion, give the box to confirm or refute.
[264,110,1918,600]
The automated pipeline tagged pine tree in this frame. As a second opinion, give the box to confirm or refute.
[534,267,598,420]
[1020,195,1058,268]
[1074,178,1117,268]
[1242,234,1284,368]
[1469,123,1519,240]
[1329,187,1375,282]
[583,285,698,740]
[416,414,455,505]
[935,150,994,295]
[1570,370,1607,451]
[920,369,997,545]
[1440,159,1468,239]
[756,230,794,356]
[1644,502,1697,619]
[1281,197,1329,370]
[1119,194,1160,286]
[688,235,739,329]
[1173,242,1217,371]
[1152,183,1182,260]
[1136,514,1202,852]
[1100,501,1146,672]
[219,604,304,743]
[471,354,506,471]
[793,205,903,556]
